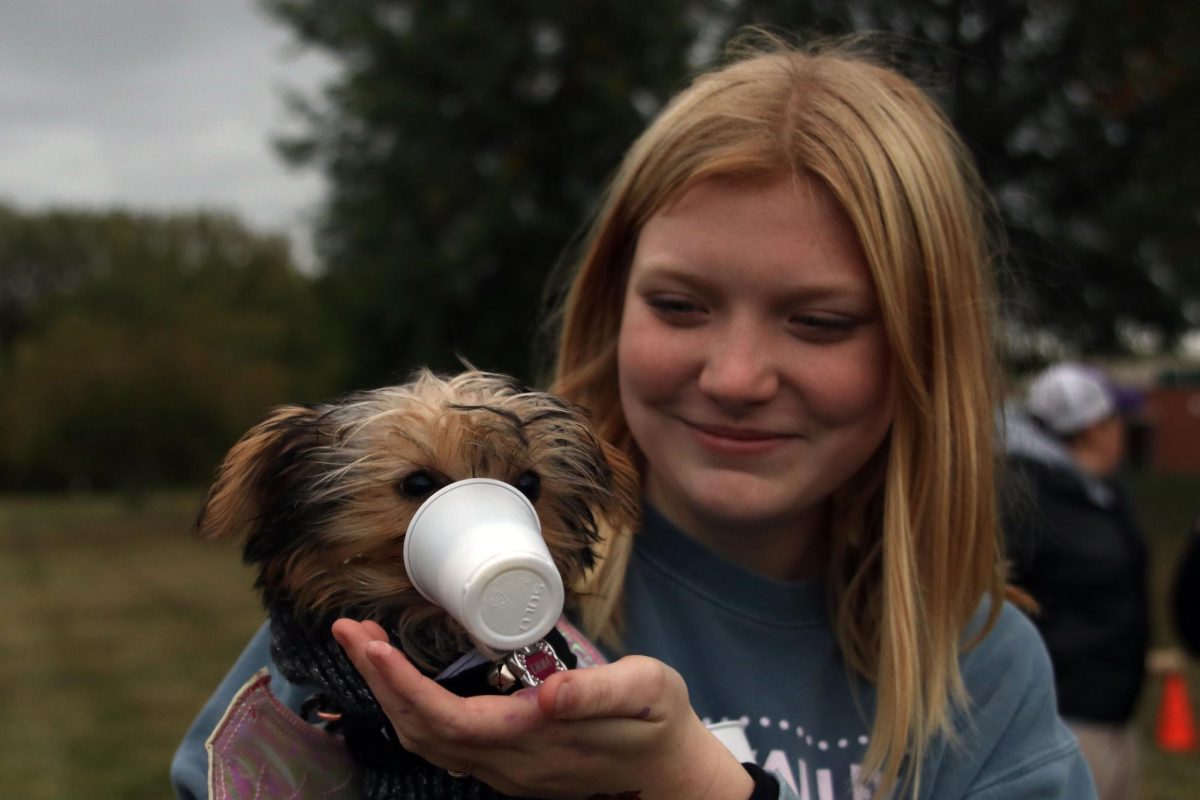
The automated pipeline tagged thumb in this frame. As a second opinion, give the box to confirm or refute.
[539,655,680,722]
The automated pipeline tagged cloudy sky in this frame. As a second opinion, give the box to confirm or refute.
[0,0,335,265]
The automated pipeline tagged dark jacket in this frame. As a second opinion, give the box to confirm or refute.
[1000,408,1149,725]
[1173,511,1200,656]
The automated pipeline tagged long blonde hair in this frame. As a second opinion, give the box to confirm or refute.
[551,35,1006,796]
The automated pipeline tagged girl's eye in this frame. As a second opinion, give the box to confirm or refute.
[646,294,705,320]
[513,470,541,503]
[788,314,860,340]
[397,470,446,499]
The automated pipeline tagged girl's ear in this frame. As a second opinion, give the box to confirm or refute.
[194,405,317,543]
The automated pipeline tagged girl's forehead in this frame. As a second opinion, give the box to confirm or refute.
[630,174,874,292]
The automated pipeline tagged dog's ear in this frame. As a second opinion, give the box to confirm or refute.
[195,405,318,543]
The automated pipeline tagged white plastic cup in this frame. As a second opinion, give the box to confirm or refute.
[707,719,755,762]
[404,478,564,653]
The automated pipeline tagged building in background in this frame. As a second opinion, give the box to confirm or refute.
[1108,358,1200,475]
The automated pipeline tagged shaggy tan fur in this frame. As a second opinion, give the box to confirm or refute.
[198,369,639,672]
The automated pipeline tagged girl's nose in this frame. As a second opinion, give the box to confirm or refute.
[696,323,779,410]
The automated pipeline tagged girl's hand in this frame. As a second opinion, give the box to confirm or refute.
[331,618,754,799]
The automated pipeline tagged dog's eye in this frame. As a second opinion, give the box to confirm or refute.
[398,471,445,499]
[513,470,540,503]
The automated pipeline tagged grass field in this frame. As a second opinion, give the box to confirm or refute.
[0,491,262,799]
[2,478,1199,799]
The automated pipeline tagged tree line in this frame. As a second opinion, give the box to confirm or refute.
[0,207,343,493]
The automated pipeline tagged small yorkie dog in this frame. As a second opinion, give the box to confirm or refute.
[198,369,639,799]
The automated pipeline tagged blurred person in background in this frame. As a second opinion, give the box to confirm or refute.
[1173,509,1200,656]
[1001,362,1150,800]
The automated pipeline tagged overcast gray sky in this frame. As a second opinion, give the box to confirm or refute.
[0,0,334,265]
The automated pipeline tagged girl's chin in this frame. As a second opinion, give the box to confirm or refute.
[660,478,816,532]
[645,457,831,520]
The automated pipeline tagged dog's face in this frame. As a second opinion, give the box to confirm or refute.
[197,370,639,671]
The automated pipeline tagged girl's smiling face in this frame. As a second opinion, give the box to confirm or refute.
[617,174,894,575]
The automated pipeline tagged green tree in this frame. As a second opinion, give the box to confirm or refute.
[263,0,699,386]
[643,0,1200,359]
[264,0,1199,373]
[827,0,1200,359]
[0,207,344,492]
[0,204,102,379]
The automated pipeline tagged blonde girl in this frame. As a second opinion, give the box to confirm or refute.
[180,34,1096,800]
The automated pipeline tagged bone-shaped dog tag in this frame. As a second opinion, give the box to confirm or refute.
[488,639,567,691]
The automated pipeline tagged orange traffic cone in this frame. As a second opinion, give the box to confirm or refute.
[1156,669,1198,753]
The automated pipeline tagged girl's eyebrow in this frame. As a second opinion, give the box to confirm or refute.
[631,262,875,305]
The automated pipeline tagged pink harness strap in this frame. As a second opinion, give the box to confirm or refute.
[207,669,358,800]
[205,619,606,799]
[555,616,609,669]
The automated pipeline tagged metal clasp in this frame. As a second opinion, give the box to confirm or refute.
[488,639,567,692]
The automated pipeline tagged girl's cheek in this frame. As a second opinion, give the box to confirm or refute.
[797,341,892,422]
[619,313,662,370]
[621,324,696,393]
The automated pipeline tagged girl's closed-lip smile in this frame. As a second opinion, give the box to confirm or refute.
[683,419,801,454]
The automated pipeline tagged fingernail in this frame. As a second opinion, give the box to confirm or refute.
[514,686,540,703]
[366,640,392,660]
[553,682,571,716]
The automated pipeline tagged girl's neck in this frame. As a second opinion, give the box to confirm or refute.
[650,499,829,582]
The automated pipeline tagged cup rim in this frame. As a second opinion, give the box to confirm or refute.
[406,478,538,533]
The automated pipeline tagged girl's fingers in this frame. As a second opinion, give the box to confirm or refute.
[330,619,417,720]
[539,655,678,722]
[359,618,390,641]
[332,619,546,744]
[330,617,389,648]
[365,640,550,741]
[331,623,711,797]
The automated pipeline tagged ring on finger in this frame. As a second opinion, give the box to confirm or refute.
[447,764,473,779]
